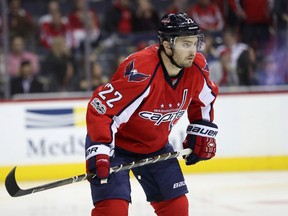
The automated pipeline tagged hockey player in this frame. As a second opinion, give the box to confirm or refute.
[85,12,218,216]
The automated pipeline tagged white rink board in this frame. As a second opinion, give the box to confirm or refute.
[0,92,288,166]
[0,100,87,166]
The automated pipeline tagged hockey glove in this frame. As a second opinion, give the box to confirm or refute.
[86,144,110,181]
[183,120,218,165]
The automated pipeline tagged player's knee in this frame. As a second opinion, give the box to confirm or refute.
[91,199,129,216]
[150,195,189,216]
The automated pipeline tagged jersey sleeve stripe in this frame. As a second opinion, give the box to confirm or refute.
[109,86,151,149]
[193,62,217,121]
[199,81,215,121]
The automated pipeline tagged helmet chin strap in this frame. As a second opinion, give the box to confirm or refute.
[162,46,183,69]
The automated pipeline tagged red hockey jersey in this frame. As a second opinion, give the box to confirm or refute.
[86,44,218,154]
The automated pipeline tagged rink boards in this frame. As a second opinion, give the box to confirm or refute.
[1,92,288,181]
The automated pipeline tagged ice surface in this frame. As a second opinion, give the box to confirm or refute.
[1,171,288,216]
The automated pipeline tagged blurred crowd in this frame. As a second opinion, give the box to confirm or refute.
[0,0,287,98]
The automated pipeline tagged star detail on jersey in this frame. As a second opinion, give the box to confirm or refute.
[124,59,150,82]
[138,89,189,131]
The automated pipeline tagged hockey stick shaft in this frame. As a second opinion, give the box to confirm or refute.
[5,148,192,197]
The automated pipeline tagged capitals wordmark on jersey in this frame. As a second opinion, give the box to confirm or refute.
[139,89,188,131]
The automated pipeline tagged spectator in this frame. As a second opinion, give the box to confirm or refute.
[67,0,101,49]
[7,36,40,77]
[221,0,242,29]
[217,29,256,86]
[10,60,44,96]
[132,0,160,32]
[38,0,68,25]
[229,0,273,53]
[78,61,108,91]
[7,0,36,44]
[0,47,5,79]
[103,0,133,34]
[201,33,223,85]
[278,51,288,84]
[218,48,239,86]
[74,13,102,53]
[42,37,75,92]
[273,0,288,49]
[256,55,285,85]
[187,0,224,34]
[39,10,74,49]
[201,33,238,86]
[201,33,219,62]
[0,48,5,98]
[165,0,189,15]
[261,48,288,85]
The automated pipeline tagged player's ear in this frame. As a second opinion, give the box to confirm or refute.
[163,41,172,50]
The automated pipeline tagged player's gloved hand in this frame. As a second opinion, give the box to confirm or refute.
[86,144,111,182]
[183,120,218,165]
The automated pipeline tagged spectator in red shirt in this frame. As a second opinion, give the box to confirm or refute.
[165,0,189,14]
[229,0,273,53]
[40,11,74,49]
[38,0,68,26]
[104,0,133,34]
[187,0,224,33]
[67,0,101,49]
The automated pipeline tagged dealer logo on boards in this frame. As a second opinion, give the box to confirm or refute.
[25,108,86,128]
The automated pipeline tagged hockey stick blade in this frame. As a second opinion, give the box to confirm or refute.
[5,148,192,197]
[5,167,93,197]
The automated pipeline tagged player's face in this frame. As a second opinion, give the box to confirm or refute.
[173,36,198,68]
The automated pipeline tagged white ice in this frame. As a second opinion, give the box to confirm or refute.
[1,171,288,216]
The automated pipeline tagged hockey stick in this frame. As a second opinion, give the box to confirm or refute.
[5,148,192,197]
